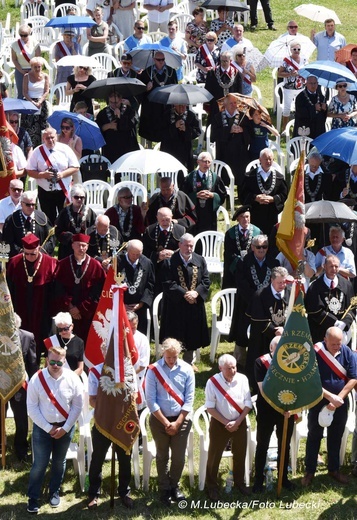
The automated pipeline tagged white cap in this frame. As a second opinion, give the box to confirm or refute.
[318,405,334,427]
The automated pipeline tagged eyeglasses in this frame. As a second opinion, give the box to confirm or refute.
[121,61,131,65]
[206,38,215,42]
[288,25,298,29]
[292,48,301,51]
[236,54,245,57]
[23,202,36,207]
[155,58,165,62]
[24,252,37,256]
[49,360,64,367]
[73,195,85,200]
[255,245,268,250]
[11,187,23,192]
[57,326,71,332]
[61,125,72,130]
[337,84,347,88]
[136,27,145,30]
[120,195,133,199]
[198,159,211,163]
[20,33,29,37]
[79,66,88,70]
[9,120,19,124]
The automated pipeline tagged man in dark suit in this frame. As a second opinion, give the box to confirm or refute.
[86,214,120,271]
[293,75,328,139]
[107,53,139,112]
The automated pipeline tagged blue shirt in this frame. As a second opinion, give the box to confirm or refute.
[145,357,195,416]
[315,245,356,276]
[313,31,346,61]
[316,342,357,395]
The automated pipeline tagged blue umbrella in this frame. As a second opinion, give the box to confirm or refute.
[130,43,182,70]
[299,60,357,87]
[312,128,357,165]
[45,16,96,29]
[48,111,105,150]
[3,98,39,114]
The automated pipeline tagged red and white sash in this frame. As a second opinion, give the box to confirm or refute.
[39,145,70,203]
[44,334,71,369]
[57,41,72,58]
[90,366,101,381]
[314,342,348,381]
[284,57,304,88]
[200,43,216,68]
[209,375,243,414]
[38,369,69,419]
[148,363,184,407]
[231,61,251,84]
[259,353,271,370]
[18,39,31,63]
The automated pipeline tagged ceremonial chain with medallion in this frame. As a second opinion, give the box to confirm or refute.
[234,225,253,257]
[158,193,178,214]
[95,231,111,257]
[152,67,169,86]
[155,222,173,250]
[192,170,213,192]
[67,205,89,233]
[177,264,198,291]
[22,252,43,283]
[170,107,188,125]
[215,67,235,95]
[303,88,324,111]
[116,205,133,238]
[70,254,90,284]
[257,170,276,195]
[305,173,322,201]
[221,111,240,128]
[121,266,143,294]
[250,264,271,289]
[19,213,36,236]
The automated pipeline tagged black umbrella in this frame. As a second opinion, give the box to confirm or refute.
[82,77,147,100]
[201,0,249,11]
[148,84,213,105]
[305,200,357,223]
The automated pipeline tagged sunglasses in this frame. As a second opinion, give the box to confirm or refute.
[206,38,215,42]
[136,27,145,30]
[236,54,245,57]
[24,252,37,256]
[79,66,88,70]
[121,60,131,65]
[120,195,133,199]
[61,125,72,130]
[292,48,301,51]
[23,202,36,207]
[20,33,29,37]
[337,84,347,88]
[255,245,268,250]
[155,58,165,62]
[289,26,298,29]
[57,326,71,332]
[49,360,64,367]
[73,195,85,200]
[11,187,22,192]
[9,120,19,124]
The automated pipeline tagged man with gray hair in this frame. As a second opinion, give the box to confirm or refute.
[246,266,290,391]
[86,214,120,270]
[145,338,195,506]
[105,187,145,241]
[205,353,252,499]
[160,233,210,368]
[293,75,328,139]
[221,24,253,53]
[3,189,55,257]
[315,226,356,279]
[0,178,24,232]
[183,152,226,235]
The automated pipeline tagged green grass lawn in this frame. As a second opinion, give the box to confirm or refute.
[1,1,357,518]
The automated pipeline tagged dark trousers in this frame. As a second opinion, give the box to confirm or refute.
[10,388,29,459]
[249,0,274,26]
[205,416,247,491]
[305,399,348,474]
[254,400,294,486]
[37,186,65,226]
[88,425,131,499]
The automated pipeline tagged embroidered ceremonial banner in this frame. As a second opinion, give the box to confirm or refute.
[0,94,16,198]
[276,150,306,270]
[0,271,26,401]
[262,285,323,414]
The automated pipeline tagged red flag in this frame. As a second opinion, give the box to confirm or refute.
[0,95,16,198]
[276,150,306,270]
[84,266,138,368]
[94,285,139,454]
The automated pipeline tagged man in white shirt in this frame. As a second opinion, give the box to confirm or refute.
[205,354,252,500]
[26,346,83,514]
[0,179,23,232]
[26,126,79,227]
[144,0,173,32]
[221,24,253,54]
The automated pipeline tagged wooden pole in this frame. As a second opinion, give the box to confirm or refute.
[110,443,116,508]
[1,399,6,469]
[276,413,289,498]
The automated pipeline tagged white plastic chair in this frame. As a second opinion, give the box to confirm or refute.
[274,83,284,133]
[147,31,167,43]
[152,292,163,360]
[170,13,193,35]
[53,3,81,17]
[91,52,119,73]
[210,288,237,363]
[193,405,252,490]
[251,84,263,105]
[114,41,125,62]
[194,231,224,281]
[211,159,235,217]
[20,1,49,23]
[268,139,285,173]
[49,82,71,111]
[91,67,109,80]
[272,67,278,112]
[339,391,356,465]
[26,16,53,52]
[217,205,230,233]
[245,159,283,175]
[182,52,196,81]
[82,179,111,213]
[287,136,313,172]
[108,181,148,207]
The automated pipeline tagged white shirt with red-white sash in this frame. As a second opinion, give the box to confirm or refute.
[27,366,83,433]
[205,371,252,421]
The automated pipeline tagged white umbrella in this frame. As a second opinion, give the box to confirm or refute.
[111,150,187,175]
[294,4,341,24]
[56,55,101,68]
[259,34,316,69]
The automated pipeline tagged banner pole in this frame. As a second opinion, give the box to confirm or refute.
[110,443,116,508]
[1,399,6,469]
[277,413,288,498]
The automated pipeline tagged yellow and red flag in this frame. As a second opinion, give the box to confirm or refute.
[0,95,16,198]
[276,150,306,270]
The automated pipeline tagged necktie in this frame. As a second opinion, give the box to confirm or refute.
[26,217,31,230]
[49,149,54,153]
[163,230,168,236]
[202,173,206,182]
[276,292,281,300]
[242,229,247,238]
[330,281,335,289]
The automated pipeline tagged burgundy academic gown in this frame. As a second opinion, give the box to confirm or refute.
[53,254,106,342]
[7,252,57,358]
